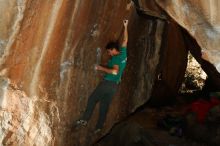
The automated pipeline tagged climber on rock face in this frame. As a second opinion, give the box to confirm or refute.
[75,20,129,133]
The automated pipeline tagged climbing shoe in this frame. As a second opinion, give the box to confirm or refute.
[94,128,102,134]
[71,119,88,131]
[76,119,87,126]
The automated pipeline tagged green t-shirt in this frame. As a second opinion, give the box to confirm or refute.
[104,47,127,83]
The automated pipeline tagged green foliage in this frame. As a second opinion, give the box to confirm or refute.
[179,53,207,93]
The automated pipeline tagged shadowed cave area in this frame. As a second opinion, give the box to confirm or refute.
[0,0,220,146]
[95,1,220,146]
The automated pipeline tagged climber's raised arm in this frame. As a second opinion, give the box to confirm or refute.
[121,20,128,48]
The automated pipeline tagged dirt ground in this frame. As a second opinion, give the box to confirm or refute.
[95,100,217,146]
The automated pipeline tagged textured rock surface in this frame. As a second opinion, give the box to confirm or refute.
[121,12,165,111]
[1,0,220,146]
[150,21,188,104]
[0,1,164,145]
[134,0,188,104]
[133,0,166,19]
[155,0,220,72]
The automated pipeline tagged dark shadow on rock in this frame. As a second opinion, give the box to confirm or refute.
[95,121,157,146]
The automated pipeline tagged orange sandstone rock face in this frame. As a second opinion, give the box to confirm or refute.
[3,0,219,145]
[0,0,161,146]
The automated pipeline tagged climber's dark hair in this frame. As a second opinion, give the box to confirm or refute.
[105,41,119,51]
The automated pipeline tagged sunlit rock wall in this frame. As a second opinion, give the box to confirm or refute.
[155,0,220,73]
[0,0,165,145]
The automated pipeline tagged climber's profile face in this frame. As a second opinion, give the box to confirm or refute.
[107,48,119,56]
[105,42,119,56]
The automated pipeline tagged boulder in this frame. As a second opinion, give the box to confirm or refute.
[0,1,164,145]
[155,0,220,73]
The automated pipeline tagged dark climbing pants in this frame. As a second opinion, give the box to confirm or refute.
[82,80,118,129]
